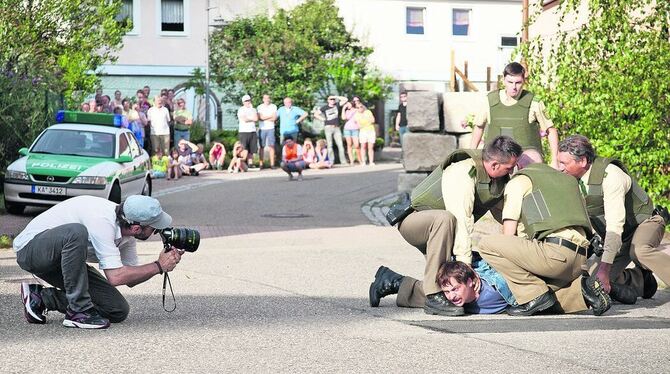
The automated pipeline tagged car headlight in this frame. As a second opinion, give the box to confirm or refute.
[5,170,29,181]
[72,176,107,185]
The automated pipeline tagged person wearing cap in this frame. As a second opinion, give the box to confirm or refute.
[237,94,259,168]
[14,195,182,329]
[314,95,348,165]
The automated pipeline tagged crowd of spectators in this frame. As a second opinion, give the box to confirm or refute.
[85,87,383,182]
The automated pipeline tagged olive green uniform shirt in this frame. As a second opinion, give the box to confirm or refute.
[474,90,555,132]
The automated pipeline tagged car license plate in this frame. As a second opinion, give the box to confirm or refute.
[32,185,66,195]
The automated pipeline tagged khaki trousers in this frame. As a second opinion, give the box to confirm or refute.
[611,215,668,296]
[397,210,456,297]
[478,235,587,313]
[396,276,426,308]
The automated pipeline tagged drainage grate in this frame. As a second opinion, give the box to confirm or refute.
[261,213,313,219]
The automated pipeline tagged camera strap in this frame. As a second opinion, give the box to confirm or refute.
[162,273,177,312]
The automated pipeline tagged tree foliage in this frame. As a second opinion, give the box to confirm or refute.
[209,0,392,110]
[0,0,128,186]
[521,0,670,205]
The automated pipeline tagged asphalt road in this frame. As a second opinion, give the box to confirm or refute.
[1,162,669,373]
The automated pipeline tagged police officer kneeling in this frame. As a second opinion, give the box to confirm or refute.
[14,195,183,329]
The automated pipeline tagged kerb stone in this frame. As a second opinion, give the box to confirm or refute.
[402,133,457,172]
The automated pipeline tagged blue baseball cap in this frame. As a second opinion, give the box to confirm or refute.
[123,195,172,229]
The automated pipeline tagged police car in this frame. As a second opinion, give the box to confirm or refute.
[3,111,152,214]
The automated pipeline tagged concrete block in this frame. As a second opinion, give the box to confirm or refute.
[398,172,429,193]
[407,91,441,132]
[443,92,485,134]
[402,132,458,172]
[399,82,438,92]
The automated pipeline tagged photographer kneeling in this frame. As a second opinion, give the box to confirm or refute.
[14,195,183,329]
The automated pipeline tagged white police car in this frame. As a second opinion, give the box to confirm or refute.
[3,111,151,214]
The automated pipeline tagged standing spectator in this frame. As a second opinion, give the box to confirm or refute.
[80,102,90,112]
[208,141,226,170]
[113,106,129,128]
[257,94,278,169]
[147,96,171,156]
[276,97,308,145]
[280,136,305,181]
[101,95,113,113]
[168,148,182,180]
[237,94,259,167]
[355,101,376,166]
[113,90,123,108]
[142,86,151,101]
[395,91,408,146]
[173,98,193,145]
[341,97,362,166]
[314,95,347,165]
[122,99,143,147]
[167,89,176,105]
[151,149,169,179]
[228,141,249,173]
[312,139,333,169]
[136,90,152,154]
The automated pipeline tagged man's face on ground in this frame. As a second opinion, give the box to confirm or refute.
[503,74,525,98]
[441,277,476,307]
[557,152,588,178]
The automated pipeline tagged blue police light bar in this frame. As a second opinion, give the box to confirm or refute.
[55,110,122,127]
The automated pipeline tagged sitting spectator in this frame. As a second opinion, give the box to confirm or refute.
[177,139,198,176]
[302,138,317,167]
[151,149,169,179]
[209,142,226,170]
[280,136,305,181]
[189,144,209,176]
[311,139,333,169]
[168,148,182,180]
[80,102,90,112]
[228,141,249,173]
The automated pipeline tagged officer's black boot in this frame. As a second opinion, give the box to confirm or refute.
[582,273,612,316]
[641,268,658,299]
[369,266,404,307]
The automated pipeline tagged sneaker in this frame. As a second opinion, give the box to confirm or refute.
[63,308,110,329]
[20,282,46,324]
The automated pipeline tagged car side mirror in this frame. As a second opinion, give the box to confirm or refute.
[117,154,133,163]
[18,147,28,156]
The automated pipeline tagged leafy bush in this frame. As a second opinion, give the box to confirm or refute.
[521,0,670,206]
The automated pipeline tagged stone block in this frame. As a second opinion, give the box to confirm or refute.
[407,91,441,132]
[443,92,485,134]
[398,172,430,193]
[402,132,458,172]
[399,82,436,92]
[457,132,473,149]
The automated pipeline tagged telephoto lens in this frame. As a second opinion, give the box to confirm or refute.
[159,227,200,252]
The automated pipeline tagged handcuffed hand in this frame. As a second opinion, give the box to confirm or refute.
[595,262,612,294]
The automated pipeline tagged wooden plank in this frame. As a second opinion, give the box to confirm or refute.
[455,68,478,92]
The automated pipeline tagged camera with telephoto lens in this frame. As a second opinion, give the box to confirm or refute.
[158,227,200,253]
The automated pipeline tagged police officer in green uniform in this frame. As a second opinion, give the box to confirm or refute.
[557,135,668,303]
[478,162,611,316]
[369,136,522,316]
[470,62,560,169]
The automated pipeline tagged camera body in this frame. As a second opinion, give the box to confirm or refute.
[158,227,200,252]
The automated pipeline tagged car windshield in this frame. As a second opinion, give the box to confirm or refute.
[31,129,116,158]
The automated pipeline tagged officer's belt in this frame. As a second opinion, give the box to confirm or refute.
[543,237,588,256]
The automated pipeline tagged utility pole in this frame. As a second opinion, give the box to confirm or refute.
[205,0,212,146]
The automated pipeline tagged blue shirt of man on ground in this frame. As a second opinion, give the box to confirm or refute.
[276,96,307,143]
